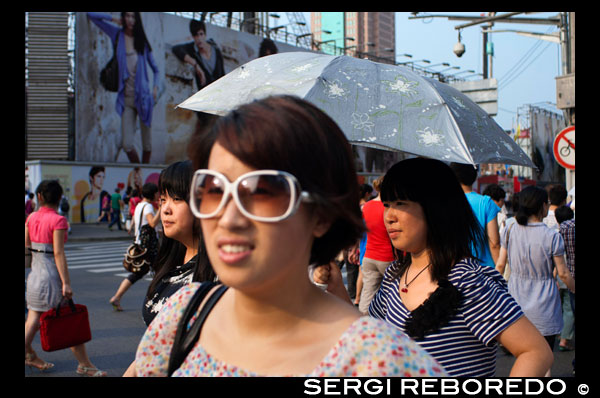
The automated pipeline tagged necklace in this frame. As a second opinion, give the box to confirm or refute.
[401,263,431,293]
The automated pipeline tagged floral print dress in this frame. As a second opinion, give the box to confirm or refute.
[135,283,446,377]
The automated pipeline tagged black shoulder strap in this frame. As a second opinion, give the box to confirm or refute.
[167,282,228,376]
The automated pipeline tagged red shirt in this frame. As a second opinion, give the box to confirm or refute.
[26,206,68,244]
[362,200,394,262]
[129,196,142,217]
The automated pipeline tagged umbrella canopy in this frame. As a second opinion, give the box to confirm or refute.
[178,51,535,167]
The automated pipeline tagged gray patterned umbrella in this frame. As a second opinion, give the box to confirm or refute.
[178,51,534,167]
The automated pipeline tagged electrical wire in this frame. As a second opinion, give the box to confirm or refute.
[499,41,553,90]
[498,26,557,90]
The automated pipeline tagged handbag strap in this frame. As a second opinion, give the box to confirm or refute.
[167,281,228,376]
[55,297,78,317]
[137,202,149,235]
[506,221,515,252]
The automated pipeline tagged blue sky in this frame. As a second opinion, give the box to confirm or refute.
[290,12,563,131]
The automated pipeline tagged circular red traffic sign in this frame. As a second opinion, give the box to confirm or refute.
[553,126,575,170]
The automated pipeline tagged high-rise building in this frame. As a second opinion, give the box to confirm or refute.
[311,12,395,63]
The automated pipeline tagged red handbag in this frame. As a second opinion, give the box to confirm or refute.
[39,298,92,352]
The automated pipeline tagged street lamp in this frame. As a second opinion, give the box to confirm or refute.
[439,65,460,73]
[298,30,332,47]
[344,45,357,56]
[268,21,306,41]
[315,39,337,53]
[427,62,450,69]
[398,58,429,64]
[449,69,475,76]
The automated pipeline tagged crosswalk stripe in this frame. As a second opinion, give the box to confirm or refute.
[65,241,348,286]
[65,241,136,278]
[69,262,123,270]
[88,267,128,273]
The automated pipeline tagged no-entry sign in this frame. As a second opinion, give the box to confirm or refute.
[553,126,575,170]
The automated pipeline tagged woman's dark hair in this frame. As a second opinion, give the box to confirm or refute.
[187,95,366,266]
[359,183,373,199]
[141,182,158,200]
[508,191,520,214]
[36,180,63,206]
[449,162,479,186]
[259,38,278,57]
[482,183,506,202]
[147,161,215,299]
[381,158,486,282]
[515,186,548,226]
[555,205,574,224]
[380,158,485,340]
[547,184,567,206]
[121,12,152,53]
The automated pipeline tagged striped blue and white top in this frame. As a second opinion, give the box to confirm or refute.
[369,258,523,377]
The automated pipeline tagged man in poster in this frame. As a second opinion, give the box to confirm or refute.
[79,166,110,223]
[172,19,225,123]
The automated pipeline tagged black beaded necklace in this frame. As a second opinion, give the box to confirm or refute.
[401,263,431,293]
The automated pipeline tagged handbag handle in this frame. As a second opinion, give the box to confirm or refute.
[55,297,78,317]
[137,202,149,236]
[167,282,228,376]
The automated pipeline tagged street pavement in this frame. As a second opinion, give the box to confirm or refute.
[67,222,134,242]
[25,222,575,378]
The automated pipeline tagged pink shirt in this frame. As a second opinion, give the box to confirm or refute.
[26,207,68,244]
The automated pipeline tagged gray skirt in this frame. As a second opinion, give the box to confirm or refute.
[26,242,62,312]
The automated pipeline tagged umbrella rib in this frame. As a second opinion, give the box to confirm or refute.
[442,101,476,165]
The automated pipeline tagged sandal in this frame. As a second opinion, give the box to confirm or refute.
[558,344,574,352]
[76,365,107,377]
[109,298,123,312]
[25,352,54,372]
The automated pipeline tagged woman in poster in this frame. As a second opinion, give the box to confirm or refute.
[87,12,161,164]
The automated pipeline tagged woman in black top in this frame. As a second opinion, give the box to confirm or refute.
[142,160,215,326]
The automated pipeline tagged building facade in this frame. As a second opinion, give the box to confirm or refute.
[311,12,395,63]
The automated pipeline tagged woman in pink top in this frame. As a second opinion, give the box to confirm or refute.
[358,176,395,314]
[25,180,106,377]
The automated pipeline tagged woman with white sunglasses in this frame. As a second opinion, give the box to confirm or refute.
[130,95,445,377]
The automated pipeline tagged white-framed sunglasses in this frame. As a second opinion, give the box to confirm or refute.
[190,169,314,222]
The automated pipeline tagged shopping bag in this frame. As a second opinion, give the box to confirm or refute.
[39,298,92,352]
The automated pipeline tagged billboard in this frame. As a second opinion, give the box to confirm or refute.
[530,108,566,182]
[26,161,164,224]
[75,12,310,165]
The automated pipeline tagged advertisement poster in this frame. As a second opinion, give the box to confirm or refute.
[26,162,164,223]
[530,109,566,183]
[75,12,308,165]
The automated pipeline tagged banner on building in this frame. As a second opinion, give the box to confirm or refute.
[26,161,164,223]
[530,108,566,182]
[75,12,309,165]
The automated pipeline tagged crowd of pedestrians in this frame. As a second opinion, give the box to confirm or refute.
[25,95,575,378]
